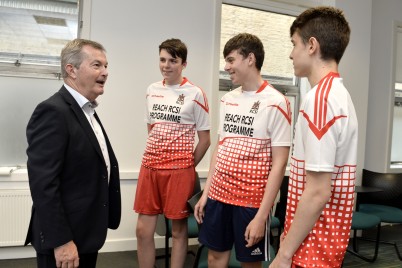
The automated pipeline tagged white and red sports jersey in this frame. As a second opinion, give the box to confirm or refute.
[141,77,210,169]
[285,72,358,267]
[208,81,291,208]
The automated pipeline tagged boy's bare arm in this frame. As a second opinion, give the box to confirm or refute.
[245,146,289,247]
[273,171,332,265]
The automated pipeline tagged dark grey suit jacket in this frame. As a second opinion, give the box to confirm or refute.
[25,86,121,254]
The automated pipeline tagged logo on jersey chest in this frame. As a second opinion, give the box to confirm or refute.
[176,94,185,105]
[250,101,260,114]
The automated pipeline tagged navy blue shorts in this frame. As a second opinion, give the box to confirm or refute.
[198,198,271,263]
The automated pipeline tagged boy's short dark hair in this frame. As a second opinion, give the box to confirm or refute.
[290,6,350,64]
[159,38,187,63]
[223,33,265,71]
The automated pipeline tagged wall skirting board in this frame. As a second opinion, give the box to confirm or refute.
[0,237,200,260]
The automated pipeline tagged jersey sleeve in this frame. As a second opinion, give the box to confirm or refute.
[301,94,339,172]
[193,88,211,131]
[217,95,226,136]
[144,85,152,124]
[268,95,292,147]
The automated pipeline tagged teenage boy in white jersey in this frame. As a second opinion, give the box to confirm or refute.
[195,33,291,268]
[134,38,211,268]
[269,7,358,268]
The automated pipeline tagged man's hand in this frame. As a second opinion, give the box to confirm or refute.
[54,240,79,268]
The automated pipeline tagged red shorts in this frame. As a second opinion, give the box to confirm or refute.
[134,165,196,219]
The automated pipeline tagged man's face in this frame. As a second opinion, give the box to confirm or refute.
[72,45,108,101]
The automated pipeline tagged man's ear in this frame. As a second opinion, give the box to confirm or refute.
[182,62,187,69]
[65,64,76,79]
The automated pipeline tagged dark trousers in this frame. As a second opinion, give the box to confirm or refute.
[36,252,98,268]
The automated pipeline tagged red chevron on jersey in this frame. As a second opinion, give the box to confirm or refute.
[301,111,346,140]
[269,100,292,124]
[183,77,209,113]
[264,81,291,124]
[193,89,209,113]
[307,72,346,140]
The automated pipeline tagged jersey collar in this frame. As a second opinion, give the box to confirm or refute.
[162,77,188,87]
[256,80,269,93]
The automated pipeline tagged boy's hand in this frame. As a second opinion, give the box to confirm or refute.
[194,194,208,224]
[244,217,265,247]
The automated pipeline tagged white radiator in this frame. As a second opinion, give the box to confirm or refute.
[0,190,32,247]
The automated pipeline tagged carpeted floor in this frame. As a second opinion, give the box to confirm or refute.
[1,224,401,268]
[342,224,402,268]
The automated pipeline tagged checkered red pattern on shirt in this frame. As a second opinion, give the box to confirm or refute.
[142,122,195,169]
[285,158,356,267]
[208,137,271,208]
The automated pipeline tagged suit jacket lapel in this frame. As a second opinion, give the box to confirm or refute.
[93,112,117,162]
[59,86,105,164]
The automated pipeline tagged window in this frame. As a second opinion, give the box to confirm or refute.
[220,3,296,90]
[0,0,81,170]
[220,1,303,166]
[0,0,81,79]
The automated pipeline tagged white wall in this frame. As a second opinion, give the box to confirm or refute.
[392,106,402,162]
[336,0,372,183]
[364,0,402,173]
[391,28,402,164]
[0,76,60,166]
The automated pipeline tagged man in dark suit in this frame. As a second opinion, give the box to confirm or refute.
[25,38,121,268]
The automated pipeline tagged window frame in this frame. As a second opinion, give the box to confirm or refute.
[0,0,83,80]
[220,0,306,94]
